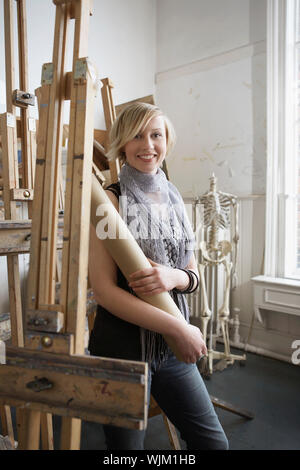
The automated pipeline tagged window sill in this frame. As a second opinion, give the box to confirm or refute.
[251,275,300,324]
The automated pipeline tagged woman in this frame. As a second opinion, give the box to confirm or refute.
[88,102,228,450]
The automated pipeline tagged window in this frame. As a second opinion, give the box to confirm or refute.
[265,0,300,280]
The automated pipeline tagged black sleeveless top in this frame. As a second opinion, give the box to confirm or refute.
[88,183,142,361]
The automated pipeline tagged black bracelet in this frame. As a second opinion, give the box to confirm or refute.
[189,270,199,293]
[174,268,198,294]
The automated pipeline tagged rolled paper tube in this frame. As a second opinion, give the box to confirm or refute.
[90,174,187,361]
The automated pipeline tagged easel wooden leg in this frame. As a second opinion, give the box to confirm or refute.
[0,405,14,447]
[2,0,42,450]
[210,395,254,420]
[60,417,81,450]
[41,413,54,450]
[6,256,24,347]
[16,408,28,450]
[162,414,181,450]
[24,410,41,450]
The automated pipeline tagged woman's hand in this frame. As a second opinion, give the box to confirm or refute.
[167,322,207,364]
[128,259,188,296]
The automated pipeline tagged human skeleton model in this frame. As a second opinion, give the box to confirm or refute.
[198,174,245,374]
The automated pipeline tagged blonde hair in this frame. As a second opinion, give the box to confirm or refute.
[106,102,176,165]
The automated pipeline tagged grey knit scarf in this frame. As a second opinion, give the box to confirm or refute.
[119,163,195,267]
[119,163,195,364]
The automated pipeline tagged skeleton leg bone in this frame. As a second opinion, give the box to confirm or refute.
[218,259,232,358]
[198,262,211,345]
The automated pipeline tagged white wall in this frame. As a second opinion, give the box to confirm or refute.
[155,0,266,198]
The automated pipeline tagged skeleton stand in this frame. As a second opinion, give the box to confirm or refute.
[198,174,246,375]
[195,175,253,420]
[0,0,147,450]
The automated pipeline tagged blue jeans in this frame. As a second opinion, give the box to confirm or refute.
[103,351,229,450]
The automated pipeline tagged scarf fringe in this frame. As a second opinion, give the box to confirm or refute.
[140,290,190,367]
[141,328,169,368]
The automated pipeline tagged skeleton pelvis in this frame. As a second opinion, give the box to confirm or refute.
[200,240,232,263]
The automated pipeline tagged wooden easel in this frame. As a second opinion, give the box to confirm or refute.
[0,0,37,448]
[0,0,147,450]
[0,0,63,449]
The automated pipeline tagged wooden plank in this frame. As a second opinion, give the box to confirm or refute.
[101,78,119,182]
[210,395,254,420]
[0,220,32,229]
[115,94,155,116]
[0,347,148,430]
[0,114,19,207]
[0,396,146,431]
[39,3,70,307]
[59,75,77,332]
[0,219,63,256]
[16,1,29,99]
[64,60,95,353]
[6,256,24,347]
[4,0,15,114]
[28,117,37,186]
[24,410,41,450]
[41,413,54,450]
[16,408,28,450]
[10,188,34,201]
[64,71,72,100]
[0,405,14,446]
[0,113,24,348]
[93,128,107,148]
[101,78,116,130]
[25,332,74,355]
[92,161,106,185]
[26,84,51,311]
[59,5,87,326]
[53,0,93,17]
[2,345,147,386]
[162,414,181,450]
[16,0,32,191]
[26,309,64,333]
[0,218,64,230]
[60,416,81,450]
[0,224,31,255]
[12,89,35,108]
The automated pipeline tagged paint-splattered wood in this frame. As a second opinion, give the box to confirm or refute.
[0,219,63,255]
[0,346,148,430]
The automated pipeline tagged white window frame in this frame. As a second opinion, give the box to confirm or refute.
[265,0,300,280]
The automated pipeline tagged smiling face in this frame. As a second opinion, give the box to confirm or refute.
[123,116,167,175]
